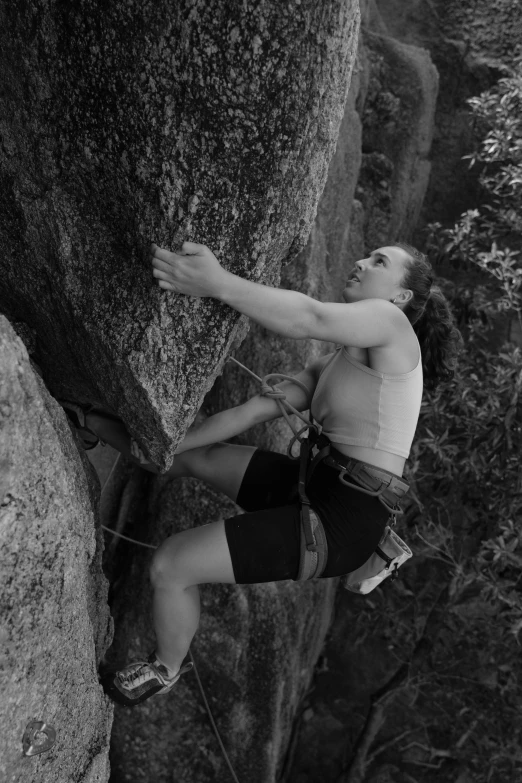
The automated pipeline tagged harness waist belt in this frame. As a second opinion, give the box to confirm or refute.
[322,454,409,511]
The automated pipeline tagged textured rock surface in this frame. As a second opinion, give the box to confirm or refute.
[374,0,514,235]
[377,0,522,64]
[282,0,440,281]
[0,0,359,469]
[287,61,364,308]
[0,316,112,783]
[356,29,439,248]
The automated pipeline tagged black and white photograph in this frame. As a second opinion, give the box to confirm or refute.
[1,1,521,782]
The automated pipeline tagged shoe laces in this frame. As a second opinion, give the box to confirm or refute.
[118,660,166,689]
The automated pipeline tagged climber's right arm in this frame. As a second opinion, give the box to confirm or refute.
[173,354,333,455]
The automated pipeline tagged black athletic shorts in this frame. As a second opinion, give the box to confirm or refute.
[224,448,390,584]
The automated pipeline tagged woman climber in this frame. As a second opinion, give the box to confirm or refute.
[62,241,461,707]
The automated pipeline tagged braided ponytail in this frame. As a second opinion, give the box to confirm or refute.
[394,243,462,389]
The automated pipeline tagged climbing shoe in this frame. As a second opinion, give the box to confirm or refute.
[59,401,99,450]
[60,401,123,451]
[101,652,193,707]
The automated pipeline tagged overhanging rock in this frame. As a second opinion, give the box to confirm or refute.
[0,0,361,470]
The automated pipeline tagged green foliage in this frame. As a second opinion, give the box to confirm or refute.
[308,35,522,783]
[425,56,522,328]
[387,57,522,782]
[309,53,522,783]
[366,56,522,783]
[399,344,522,780]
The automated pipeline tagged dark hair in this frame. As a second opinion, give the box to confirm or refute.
[394,242,462,389]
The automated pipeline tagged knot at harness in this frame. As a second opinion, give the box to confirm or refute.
[228,358,319,455]
[227,356,409,581]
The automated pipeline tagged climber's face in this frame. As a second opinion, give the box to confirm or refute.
[342,246,412,305]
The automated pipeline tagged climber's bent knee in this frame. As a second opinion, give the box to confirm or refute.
[170,441,256,503]
[150,520,236,588]
[167,442,226,478]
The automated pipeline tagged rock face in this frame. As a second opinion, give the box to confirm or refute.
[0,0,360,470]
[357,30,438,248]
[374,0,510,235]
[0,316,112,783]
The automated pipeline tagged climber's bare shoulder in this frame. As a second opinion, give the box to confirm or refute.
[311,300,419,375]
[311,298,407,345]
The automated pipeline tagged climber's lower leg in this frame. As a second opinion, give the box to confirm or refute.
[152,583,200,674]
[100,520,235,706]
[150,520,235,673]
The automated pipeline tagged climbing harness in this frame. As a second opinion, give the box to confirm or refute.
[227,356,412,587]
[100,353,413,587]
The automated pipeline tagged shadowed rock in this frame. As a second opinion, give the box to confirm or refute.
[356,25,439,248]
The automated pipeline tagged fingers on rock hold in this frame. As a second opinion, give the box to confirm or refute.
[151,244,174,263]
[181,241,203,254]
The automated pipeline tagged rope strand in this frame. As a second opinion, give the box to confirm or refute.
[100,525,157,549]
[188,650,241,783]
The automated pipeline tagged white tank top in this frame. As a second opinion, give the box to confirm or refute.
[310,346,423,459]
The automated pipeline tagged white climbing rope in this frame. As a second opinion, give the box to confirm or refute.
[226,355,318,456]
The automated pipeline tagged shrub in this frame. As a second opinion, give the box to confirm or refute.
[398,54,522,783]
